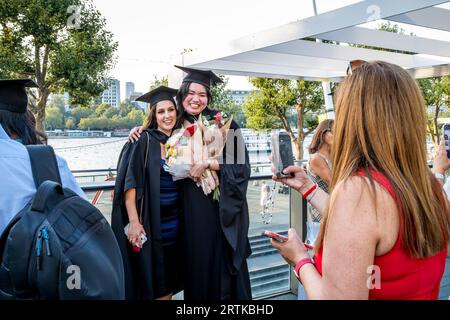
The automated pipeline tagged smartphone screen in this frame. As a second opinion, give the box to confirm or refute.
[271,132,294,178]
[279,133,294,168]
[444,124,450,158]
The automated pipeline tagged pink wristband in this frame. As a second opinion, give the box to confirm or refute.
[293,258,314,282]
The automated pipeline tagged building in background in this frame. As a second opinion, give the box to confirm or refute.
[125,81,135,101]
[130,92,147,110]
[227,90,252,106]
[101,78,121,107]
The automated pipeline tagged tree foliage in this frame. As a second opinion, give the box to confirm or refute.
[44,101,144,131]
[0,0,117,131]
[148,75,169,91]
[367,22,449,147]
[418,77,450,145]
[244,78,323,159]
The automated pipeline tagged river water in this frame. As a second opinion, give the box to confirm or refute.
[48,137,275,171]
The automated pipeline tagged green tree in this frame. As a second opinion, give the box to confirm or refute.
[93,103,113,117]
[118,101,136,117]
[126,109,145,128]
[68,105,94,127]
[244,78,323,159]
[360,22,449,147]
[103,105,120,118]
[65,116,76,129]
[0,0,117,131]
[245,91,280,129]
[148,75,169,91]
[45,106,64,129]
[418,77,450,146]
[78,116,109,130]
[47,94,67,124]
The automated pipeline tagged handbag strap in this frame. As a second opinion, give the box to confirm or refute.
[139,132,150,223]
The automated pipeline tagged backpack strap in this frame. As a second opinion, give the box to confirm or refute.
[26,145,62,188]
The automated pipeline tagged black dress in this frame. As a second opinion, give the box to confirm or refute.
[182,108,252,300]
[111,129,183,299]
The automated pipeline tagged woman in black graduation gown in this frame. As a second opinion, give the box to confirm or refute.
[111,86,183,300]
[175,66,252,300]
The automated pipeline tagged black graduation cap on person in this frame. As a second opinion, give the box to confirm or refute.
[175,65,223,88]
[0,79,38,114]
[135,85,178,106]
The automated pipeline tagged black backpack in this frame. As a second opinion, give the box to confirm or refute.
[0,145,125,299]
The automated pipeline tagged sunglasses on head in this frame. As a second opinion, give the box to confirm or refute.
[346,59,367,76]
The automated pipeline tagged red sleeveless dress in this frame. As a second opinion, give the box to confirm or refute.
[314,171,447,299]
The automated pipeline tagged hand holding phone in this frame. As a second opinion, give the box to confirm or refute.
[443,124,450,158]
[124,224,148,252]
[262,230,314,250]
[262,230,288,243]
[271,132,294,178]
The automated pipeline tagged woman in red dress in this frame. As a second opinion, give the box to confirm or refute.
[271,61,449,299]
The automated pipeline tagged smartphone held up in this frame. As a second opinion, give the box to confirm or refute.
[443,124,450,158]
[271,132,294,178]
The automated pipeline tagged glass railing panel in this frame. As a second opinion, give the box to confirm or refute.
[80,165,292,300]
[246,177,290,299]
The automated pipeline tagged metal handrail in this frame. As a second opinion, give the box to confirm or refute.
[73,168,117,174]
[80,173,275,192]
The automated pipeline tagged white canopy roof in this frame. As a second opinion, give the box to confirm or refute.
[181,0,450,82]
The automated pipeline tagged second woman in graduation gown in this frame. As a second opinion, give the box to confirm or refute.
[111,86,183,300]
[175,66,252,300]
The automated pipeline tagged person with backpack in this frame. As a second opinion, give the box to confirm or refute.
[0,79,124,299]
[111,86,183,300]
[0,79,85,234]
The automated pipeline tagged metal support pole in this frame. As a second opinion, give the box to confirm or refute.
[313,0,335,120]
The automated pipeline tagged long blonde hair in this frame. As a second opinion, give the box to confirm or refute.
[315,61,449,258]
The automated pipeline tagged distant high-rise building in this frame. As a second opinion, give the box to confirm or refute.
[228,90,252,106]
[101,78,121,107]
[130,92,147,110]
[125,82,135,101]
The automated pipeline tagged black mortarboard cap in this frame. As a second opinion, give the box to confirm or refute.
[135,86,178,106]
[175,65,223,88]
[0,79,38,114]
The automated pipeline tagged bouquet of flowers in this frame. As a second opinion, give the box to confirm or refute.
[164,125,196,181]
[164,111,233,201]
[197,112,233,200]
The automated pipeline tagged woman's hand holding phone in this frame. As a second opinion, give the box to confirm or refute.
[262,230,288,242]
[270,163,315,195]
[269,228,311,267]
[434,134,450,177]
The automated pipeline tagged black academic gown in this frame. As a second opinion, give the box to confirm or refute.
[182,108,252,300]
[111,129,183,299]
